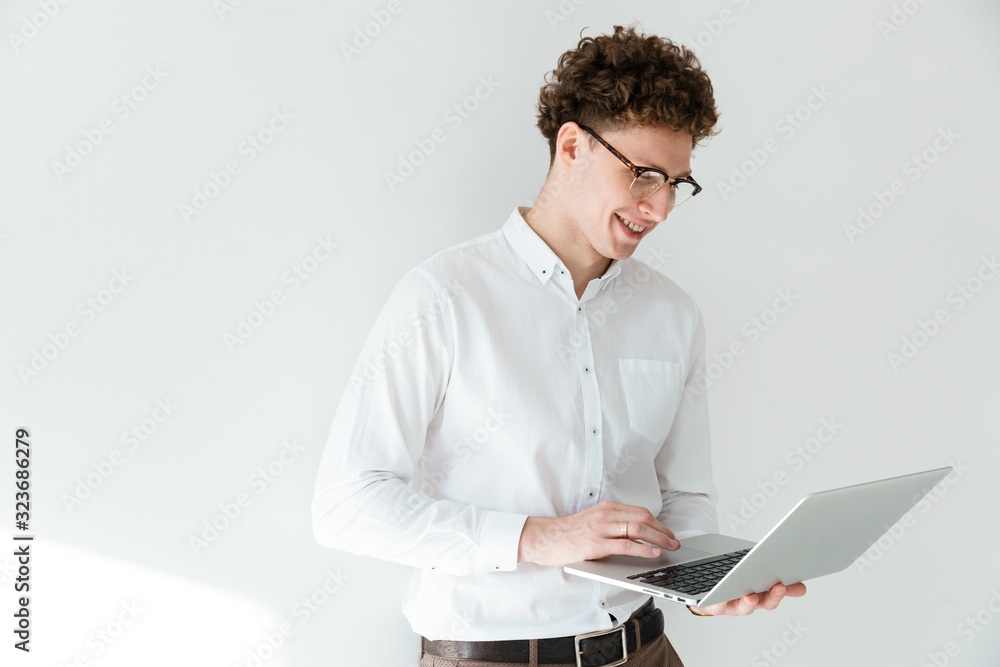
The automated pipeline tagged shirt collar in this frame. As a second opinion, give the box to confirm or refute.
[502,206,623,287]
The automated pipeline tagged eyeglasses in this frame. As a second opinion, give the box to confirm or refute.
[578,124,702,208]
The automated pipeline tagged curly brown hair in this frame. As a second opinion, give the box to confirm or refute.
[536,24,721,165]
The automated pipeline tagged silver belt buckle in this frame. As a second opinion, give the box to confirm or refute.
[573,622,627,667]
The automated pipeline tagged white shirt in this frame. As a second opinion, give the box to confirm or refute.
[311,205,719,641]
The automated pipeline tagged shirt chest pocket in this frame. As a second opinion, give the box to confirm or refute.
[618,358,684,446]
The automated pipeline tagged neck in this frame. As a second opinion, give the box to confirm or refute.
[523,196,612,296]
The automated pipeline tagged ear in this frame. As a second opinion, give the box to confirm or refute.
[554,122,587,170]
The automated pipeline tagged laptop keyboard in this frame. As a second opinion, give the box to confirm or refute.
[626,548,752,596]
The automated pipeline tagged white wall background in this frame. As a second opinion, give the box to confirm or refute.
[2,0,998,665]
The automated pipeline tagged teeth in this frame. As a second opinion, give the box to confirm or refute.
[617,213,644,233]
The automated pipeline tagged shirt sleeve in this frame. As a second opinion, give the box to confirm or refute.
[311,266,528,576]
[654,304,720,540]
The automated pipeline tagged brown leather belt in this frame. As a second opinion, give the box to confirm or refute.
[420,598,662,666]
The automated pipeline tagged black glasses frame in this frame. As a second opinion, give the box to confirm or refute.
[577,124,703,203]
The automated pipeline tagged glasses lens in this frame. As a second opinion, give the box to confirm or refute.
[669,180,697,209]
[629,171,665,198]
[630,171,665,198]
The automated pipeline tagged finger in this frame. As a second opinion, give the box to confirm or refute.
[621,519,680,551]
[757,584,785,611]
[603,519,663,557]
[594,500,632,513]
[638,513,678,544]
[729,593,758,616]
[601,502,674,541]
[619,508,679,549]
[607,533,665,558]
[783,582,807,597]
[699,602,727,616]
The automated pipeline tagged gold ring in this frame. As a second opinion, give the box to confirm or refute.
[621,521,629,539]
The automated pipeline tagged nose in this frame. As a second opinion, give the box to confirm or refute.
[637,184,672,223]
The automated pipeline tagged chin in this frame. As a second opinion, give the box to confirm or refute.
[606,244,637,260]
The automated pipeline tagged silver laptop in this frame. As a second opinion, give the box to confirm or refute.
[564,467,952,608]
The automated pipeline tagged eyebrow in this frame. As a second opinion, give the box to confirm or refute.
[632,160,692,178]
[627,151,690,177]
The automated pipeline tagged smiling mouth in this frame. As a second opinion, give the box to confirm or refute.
[615,212,648,236]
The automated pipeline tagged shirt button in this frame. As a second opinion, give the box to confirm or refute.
[588,491,595,497]
[584,367,589,373]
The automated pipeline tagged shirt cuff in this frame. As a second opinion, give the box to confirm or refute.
[476,510,529,573]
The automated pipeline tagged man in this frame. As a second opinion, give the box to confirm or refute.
[312,24,805,666]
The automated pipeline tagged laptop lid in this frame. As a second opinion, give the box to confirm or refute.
[563,466,953,608]
[697,465,952,606]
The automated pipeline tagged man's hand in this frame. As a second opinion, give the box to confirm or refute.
[687,582,807,617]
[517,500,680,566]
